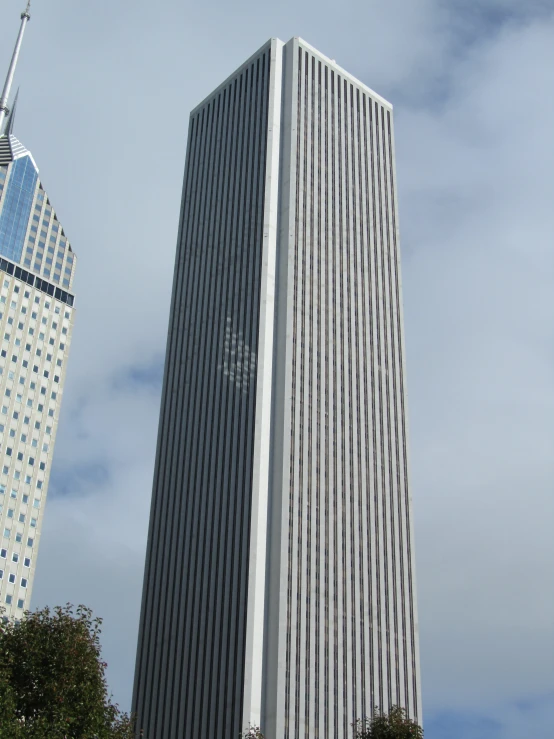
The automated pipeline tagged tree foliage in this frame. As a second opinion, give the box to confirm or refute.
[0,604,134,738]
[355,705,424,738]
[242,726,265,739]
[240,707,422,739]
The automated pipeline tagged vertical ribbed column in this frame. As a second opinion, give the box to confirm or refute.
[243,37,284,730]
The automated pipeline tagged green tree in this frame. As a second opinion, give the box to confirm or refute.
[0,663,24,738]
[0,604,134,738]
[354,705,424,738]
[241,726,265,739]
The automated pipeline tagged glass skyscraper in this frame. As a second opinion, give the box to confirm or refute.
[133,37,421,739]
[0,5,77,620]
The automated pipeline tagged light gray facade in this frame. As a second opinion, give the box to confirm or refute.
[134,36,421,739]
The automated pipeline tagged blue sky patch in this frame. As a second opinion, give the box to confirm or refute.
[425,709,503,739]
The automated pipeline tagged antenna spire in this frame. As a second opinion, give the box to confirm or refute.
[0,2,32,133]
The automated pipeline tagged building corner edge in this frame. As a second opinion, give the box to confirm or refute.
[242,36,285,732]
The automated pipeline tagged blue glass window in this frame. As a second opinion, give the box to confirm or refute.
[0,156,39,264]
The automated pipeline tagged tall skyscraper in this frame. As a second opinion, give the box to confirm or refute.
[134,37,421,738]
[0,4,77,620]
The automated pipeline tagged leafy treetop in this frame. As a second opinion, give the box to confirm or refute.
[355,705,424,738]
[242,726,265,739]
[241,706,423,739]
[0,603,134,739]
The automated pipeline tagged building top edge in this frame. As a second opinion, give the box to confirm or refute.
[188,36,393,118]
[292,37,393,109]
[0,138,77,264]
[0,134,38,170]
[190,38,281,117]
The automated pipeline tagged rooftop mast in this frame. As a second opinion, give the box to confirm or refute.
[0,2,31,134]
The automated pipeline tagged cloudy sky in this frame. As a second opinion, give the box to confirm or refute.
[1,0,553,737]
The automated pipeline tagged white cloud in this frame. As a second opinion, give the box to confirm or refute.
[397,6,554,719]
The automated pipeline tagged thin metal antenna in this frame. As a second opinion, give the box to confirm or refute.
[6,89,20,137]
[0,2,32,133]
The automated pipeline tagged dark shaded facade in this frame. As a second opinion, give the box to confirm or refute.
[132,44,271,738]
